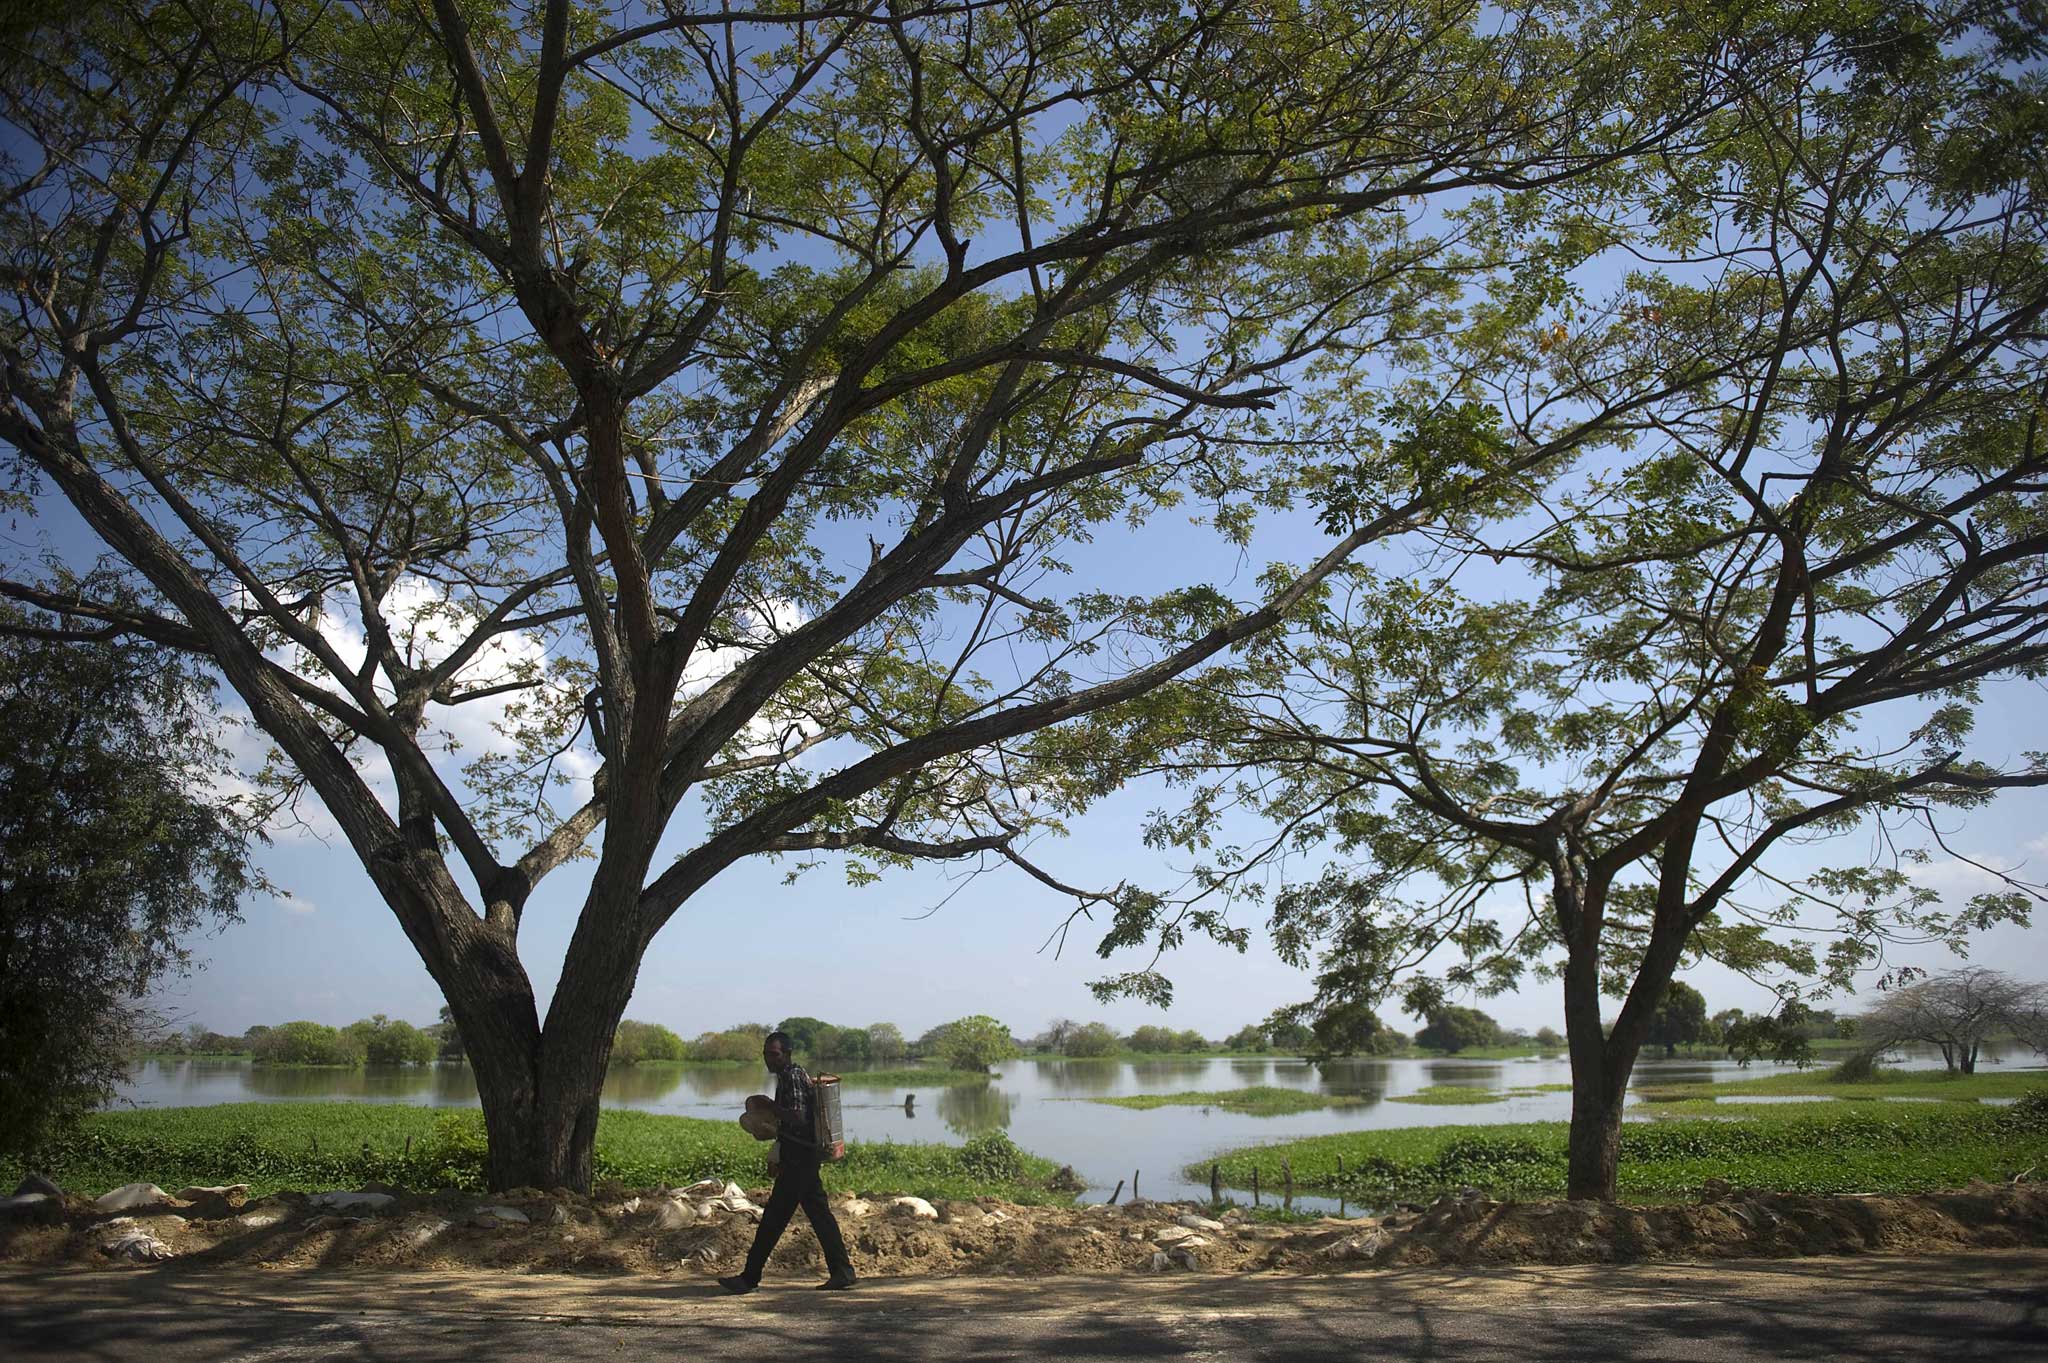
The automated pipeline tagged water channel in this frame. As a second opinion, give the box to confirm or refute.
[116,1045,2042,1210]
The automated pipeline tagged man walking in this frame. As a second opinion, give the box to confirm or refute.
[719,1031,858,1293]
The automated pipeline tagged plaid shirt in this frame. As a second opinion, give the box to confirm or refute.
[773,1063,817,1151]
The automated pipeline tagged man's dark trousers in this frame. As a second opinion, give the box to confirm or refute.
[740,1145,853,1283]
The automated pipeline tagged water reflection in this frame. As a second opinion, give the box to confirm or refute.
[1311,1058,1391,1100]
[1032,1060,1124,1095]
[597,1065,691,1107]
[1423,1060,1504,1090]
[936,1082,1016,1136]
[1127,1059,1212,1087]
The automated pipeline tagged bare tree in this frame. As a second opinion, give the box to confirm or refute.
[1858,969,2048,1073]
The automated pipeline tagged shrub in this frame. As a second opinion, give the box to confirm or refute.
[1063,1022,1119,1057]
[957,1130,1025,1182]
[252,1020,360,1066]
[1125,1025,1178,1052]
[344,1017,436,1065]
[612,1020,687,1064]
[937,1015,1019,1072]
[1415,1007,1502,1054]
[1828,1049,1885,1084]
[690,1026,763,1062]
[1998,1087,2048,1134]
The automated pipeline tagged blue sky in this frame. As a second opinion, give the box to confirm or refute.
[96,478,2046,1046]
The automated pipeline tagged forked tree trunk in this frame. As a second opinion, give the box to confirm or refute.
[434,934,618,1192]
[461,1028,609,1191]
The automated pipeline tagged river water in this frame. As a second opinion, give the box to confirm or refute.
[115,1045,2040,1210]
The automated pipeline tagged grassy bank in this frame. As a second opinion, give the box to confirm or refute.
[1635,1065,2048,1105]
[1190,1095,2048,1200]
[4,1103,1073,1205]
[1088,1086,1362,1116]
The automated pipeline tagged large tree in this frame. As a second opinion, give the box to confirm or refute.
[1072,1,2048,1198]
[1644,980,1708,1058]
[1857,967,2046,1073]
[0,0,1727,1189]
[0,604,253,1159]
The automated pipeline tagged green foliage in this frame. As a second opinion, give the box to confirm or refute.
[1829,1050,1885,1084]
[689,1025,766,1063]
[611,1020,688,1065]
[773,1017,832,1057]
[936,1015,1019,1072]
[0,0,1761,1194]
[955,1130,1025,1182]
[1637,1066,2046,1105]
[1389,1085,1506,1106]
[865,1023,906,1063]
[0,614,253,1159]
[1645,981,1710,1056]
[1723,1011,1815,1069]
[1,1102,1075,1205]
[1999,1088,2048,1134]
[1062,1022,1120,1058]
[346,1017,437,1066]
[1416,1007,1502,1054]
[252,1021,362,1068]
[1263,1017,1315,1054]
[1223,1024,1270,1054]
[1124,1025,1208,1053]
[1198,1104,2048,1200]
[1091,1086,1362,1116]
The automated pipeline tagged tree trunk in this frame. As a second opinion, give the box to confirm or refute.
[1566,1082,1623,1201]
[431,926,620,1193]
[459,1013,611,1191]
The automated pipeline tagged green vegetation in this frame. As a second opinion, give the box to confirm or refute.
[1389,1086,1506,1106]
[1088,1087,1362,1116]
[251,1021,362,1068]
[346,1017,437,1066]
[4,1103,1072,1205]
[1416,1007,1504,1055]
[931,1015,1020,1073]
[611,1020,687,1065]
[1193,1095,2048,1201]
[0,620,253,1161]
[1635,1066,2048,1105]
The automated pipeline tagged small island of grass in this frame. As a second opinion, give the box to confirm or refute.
[1388,1085,1507,1106]
[1087,1086,1362,1116]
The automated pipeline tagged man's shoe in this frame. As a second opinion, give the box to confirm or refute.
[717,1275,757,1295]
[817,1274,858,1291]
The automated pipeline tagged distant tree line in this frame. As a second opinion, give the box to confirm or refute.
[147,1014,452,1067]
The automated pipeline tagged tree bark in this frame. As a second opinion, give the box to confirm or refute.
[431,926,620,1192]
[1565,1081,1623,1202]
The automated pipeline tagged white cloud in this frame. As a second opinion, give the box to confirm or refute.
[1908,854,2024,901]
[278,891,317,916]
[218,577,819,853]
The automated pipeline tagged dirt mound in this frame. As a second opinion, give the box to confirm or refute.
[4,1181,2045,1280]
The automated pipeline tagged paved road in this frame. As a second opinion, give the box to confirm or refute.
[4,1251,2045,1361]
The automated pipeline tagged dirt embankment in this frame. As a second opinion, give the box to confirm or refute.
[4,1177,2046,1279]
